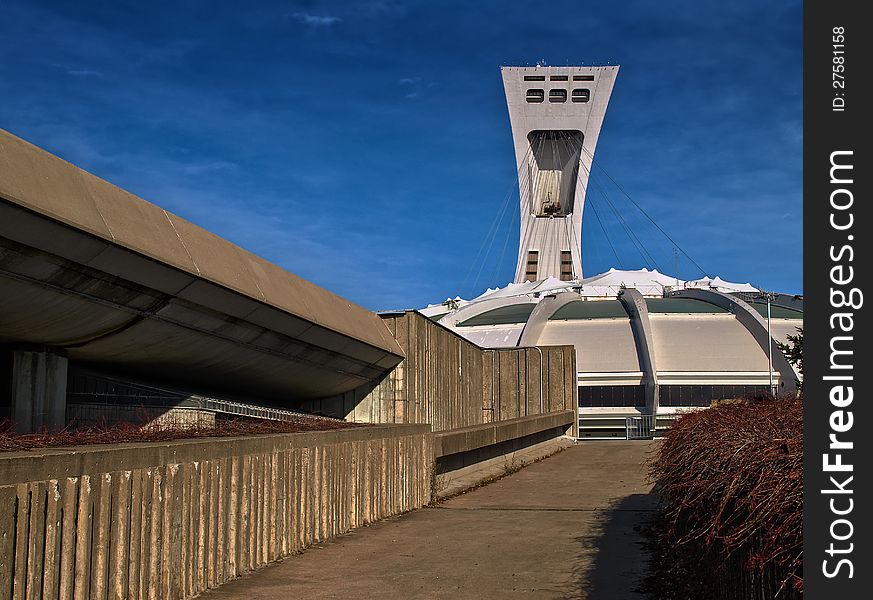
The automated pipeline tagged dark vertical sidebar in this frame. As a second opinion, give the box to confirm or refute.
[804,1,870,597]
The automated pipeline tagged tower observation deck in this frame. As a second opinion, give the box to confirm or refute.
[501,66,618,283]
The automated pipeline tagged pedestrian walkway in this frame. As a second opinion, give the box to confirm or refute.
[201,441,659,599]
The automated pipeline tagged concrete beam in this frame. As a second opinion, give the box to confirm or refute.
[517,291,579,347]
[10,349,68,433]
[432,410,574,458]
[0,129,404,402]
[617,288,659,413]
[432,410,575,499]
[668,288,796,392]
[0,129,402,358]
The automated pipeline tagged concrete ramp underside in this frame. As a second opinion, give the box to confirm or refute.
[0,129,403,402]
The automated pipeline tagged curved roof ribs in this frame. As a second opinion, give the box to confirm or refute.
[667,288,797,392]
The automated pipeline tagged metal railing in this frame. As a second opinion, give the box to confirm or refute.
[625,415,656,440]
[194,396,343,423]
[67,371,344,424]
[577,414,677,440]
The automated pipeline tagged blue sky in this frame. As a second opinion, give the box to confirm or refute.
[0,0,802,309]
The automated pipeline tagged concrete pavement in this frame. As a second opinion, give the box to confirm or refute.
[201,441,659,599]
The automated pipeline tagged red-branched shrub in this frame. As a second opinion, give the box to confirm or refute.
[649,396,803,597]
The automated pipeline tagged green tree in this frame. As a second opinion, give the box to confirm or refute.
[777,327,803,391]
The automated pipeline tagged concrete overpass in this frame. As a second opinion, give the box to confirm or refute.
[0,129,404,431]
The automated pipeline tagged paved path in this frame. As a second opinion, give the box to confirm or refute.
[202,441,659,599]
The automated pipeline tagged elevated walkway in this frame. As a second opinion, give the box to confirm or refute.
[199,441,657,599]
[0,129,404,430]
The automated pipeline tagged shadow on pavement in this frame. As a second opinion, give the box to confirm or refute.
[572,493,659,599]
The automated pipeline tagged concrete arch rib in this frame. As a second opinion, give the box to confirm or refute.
[517,292,580,347]
[617,288,659,413]
[438,296,537,329]
[668,288,797,392]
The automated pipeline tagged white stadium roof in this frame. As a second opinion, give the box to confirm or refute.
[421,268,759,317]
[417,268,801,414]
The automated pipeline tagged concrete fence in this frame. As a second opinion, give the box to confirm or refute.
[0,409,577,599]
[433,410,575,499]
[0,310,579,600]
[0,424,431,600]
[482,346,576,424]
[304,311,577,431]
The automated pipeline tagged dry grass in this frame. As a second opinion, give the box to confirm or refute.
[1,410,364,453]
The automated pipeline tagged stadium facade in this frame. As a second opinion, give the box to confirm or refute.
[421,66,802,436]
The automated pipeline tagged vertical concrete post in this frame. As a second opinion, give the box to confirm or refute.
[617,289,659,415]
[10,350,68,433]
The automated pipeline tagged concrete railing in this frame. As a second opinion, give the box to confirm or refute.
[0,412,577,598]
[0,424,431,600]
[433,411,576,499]
[434,411,575,458]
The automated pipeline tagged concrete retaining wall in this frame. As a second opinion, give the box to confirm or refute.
[0,424,431,600]
[433,410,575,459]
[304,311,577,431]
[432,411,575,499]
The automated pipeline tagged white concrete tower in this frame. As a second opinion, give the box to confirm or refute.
[502,65,618,283]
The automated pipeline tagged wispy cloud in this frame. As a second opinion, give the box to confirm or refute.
[66,68,103,77]
[398,77,426,100]
[291,13,341,28]
[181,160,239,175]
[0,0,803,304]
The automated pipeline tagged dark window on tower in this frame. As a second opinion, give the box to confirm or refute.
[560,251,573,281]
[549,75,569,81]
[525,250,539,282]
[526,89,545,103]
[572,89,590,103]
[573,75,595,81]
[549,89,567,103]
[524,75,546,81]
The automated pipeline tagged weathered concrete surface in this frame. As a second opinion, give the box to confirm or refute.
[303,311,578,433]
[0,425,433,600]
[432,411,575,499]
[435,436,575,501]
[202,441,658,599]
[9,349,67,432]
[433,410,574,457]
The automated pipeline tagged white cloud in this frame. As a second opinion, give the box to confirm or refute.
[65,68,103,77]
[292,13,341,27]
[182,160,239,175]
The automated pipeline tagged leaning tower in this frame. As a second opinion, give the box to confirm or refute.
[501,65,618,283]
